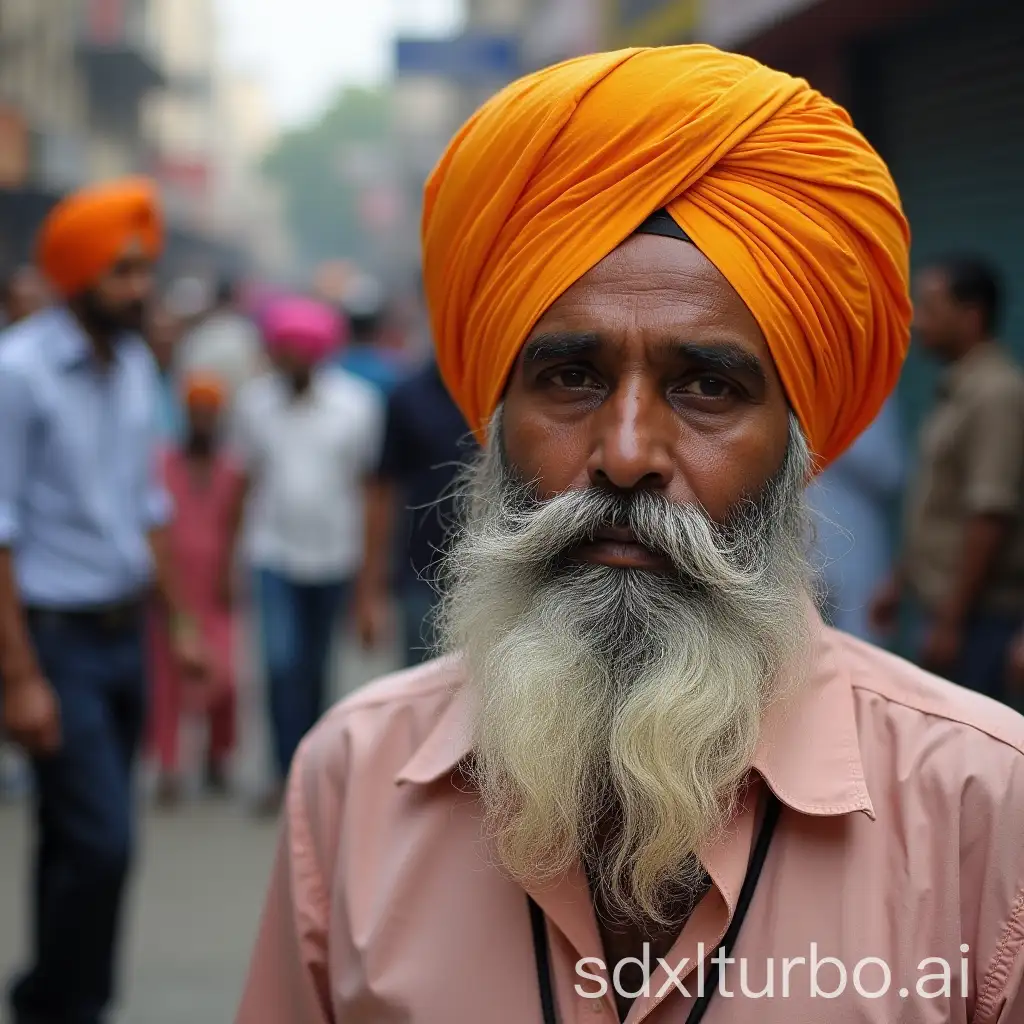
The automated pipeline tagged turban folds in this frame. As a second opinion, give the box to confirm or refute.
[422,45,912,468]
[262,296,346,364]
[37,177,163,299]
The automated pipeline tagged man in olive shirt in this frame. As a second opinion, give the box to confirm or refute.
[873,256,1024,699]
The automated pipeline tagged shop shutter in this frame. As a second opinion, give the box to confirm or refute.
[860,0,1024,437]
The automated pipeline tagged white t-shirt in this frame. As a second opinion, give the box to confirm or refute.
[231,368,384,581]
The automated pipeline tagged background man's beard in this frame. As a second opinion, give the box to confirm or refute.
[75,290,146,335]
[436,411,815,927]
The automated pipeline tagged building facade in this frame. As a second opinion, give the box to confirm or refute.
[143,0,219,232]
[0,0,291,280]
[0,0,163,266]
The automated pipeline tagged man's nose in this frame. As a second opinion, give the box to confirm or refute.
[586,382,675,492]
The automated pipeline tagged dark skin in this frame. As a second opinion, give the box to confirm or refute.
[1,240,207,756]
[870,267,1012,676]
[502,233,793,1021]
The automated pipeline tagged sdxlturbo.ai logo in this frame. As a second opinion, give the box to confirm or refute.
[575,943,971,1001]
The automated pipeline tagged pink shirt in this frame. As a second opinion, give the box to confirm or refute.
[236,619,1024,1022]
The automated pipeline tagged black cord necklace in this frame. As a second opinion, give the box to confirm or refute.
[528,791,782,1024]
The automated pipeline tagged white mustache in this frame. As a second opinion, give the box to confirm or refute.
[454,428,811,611]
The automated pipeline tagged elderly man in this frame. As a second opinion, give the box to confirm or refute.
[0,178,204,1024]
[237,47,1024,1023]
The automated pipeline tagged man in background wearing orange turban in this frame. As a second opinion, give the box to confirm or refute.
[238,48,1024,1024]
[0,178,207,1024]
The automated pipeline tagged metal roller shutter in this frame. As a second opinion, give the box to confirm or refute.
[857,0,1024,435]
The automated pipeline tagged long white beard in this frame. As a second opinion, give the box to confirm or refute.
[436,411,815,926]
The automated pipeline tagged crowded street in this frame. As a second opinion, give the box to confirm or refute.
[3,0,1024,1022]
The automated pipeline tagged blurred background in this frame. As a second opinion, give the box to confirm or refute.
[1,0,1022,1020]
[2,0,1018,426]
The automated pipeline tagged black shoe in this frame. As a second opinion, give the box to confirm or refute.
[204,761,230,797]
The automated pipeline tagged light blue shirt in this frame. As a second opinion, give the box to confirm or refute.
[806,397,905,643]
[0,307,172,607]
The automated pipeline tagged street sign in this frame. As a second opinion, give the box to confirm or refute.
[395,34,520,83]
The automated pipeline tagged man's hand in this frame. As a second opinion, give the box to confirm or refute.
[3,673,60,755]
[171,615,209,683]
[869,574,903,636]
[356,586,391,650]
[919,615,964,679]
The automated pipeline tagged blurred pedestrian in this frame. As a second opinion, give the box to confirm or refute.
[0,266,49,799]
[144,298,186,442]
[148,371,245,807]
[806,396,905,643]
[356,356,472,665]
[0,264,50,329]
[178,274,264,410]
[0,177,207,1024]
[872,256,1024,698]
[334,274,403,396]
[229,297,383,813]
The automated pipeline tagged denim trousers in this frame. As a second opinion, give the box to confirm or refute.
[256,569,349,780]
[9,612,145,1024]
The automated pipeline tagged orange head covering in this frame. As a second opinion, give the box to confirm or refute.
[36,177,163,300]
[422,45,912,469]
[182,371,227,413]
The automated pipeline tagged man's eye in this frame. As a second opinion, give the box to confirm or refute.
[678,375,736,398]
[548,368,598,389]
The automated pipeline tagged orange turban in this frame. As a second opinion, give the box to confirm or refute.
[182,371,227,411]
[37,177,163,299]
[422,45,912,468]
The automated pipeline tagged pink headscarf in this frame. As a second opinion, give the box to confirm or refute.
[262,295,346,363]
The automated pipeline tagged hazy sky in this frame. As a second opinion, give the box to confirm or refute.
[216,0,463,127]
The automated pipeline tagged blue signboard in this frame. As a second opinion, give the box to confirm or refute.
[395,34,520,83]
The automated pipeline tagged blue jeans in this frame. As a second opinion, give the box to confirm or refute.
[257,570,348,779]
[9,612,146,1024]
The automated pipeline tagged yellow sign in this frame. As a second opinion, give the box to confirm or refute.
[605,0,702,49]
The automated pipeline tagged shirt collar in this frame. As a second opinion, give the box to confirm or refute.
[395,606,875,821]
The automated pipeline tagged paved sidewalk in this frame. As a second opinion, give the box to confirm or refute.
[0,799,278,1023]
